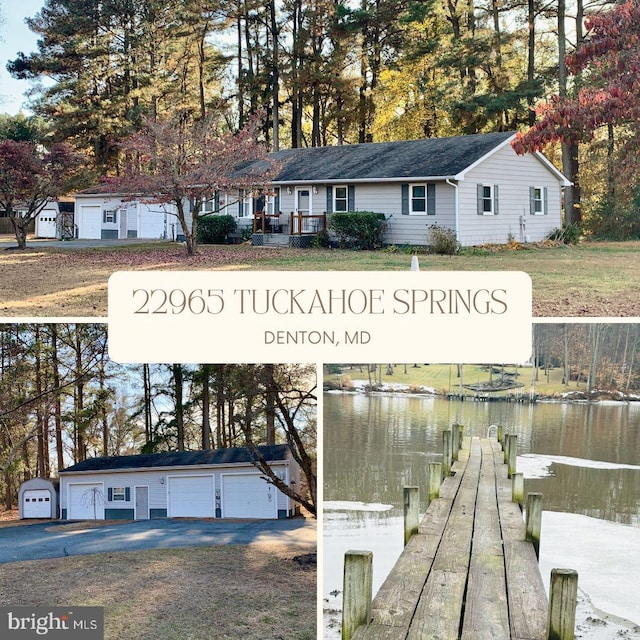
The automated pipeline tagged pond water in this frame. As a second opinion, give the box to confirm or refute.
[323,392,640,638]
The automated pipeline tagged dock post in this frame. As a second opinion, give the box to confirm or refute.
[342,550,373,640]
[498,425,504,447]
[443,429,452,478]
[507,434,518,478]
[404,486,420,545]
[428,462,441,502]
[503,431,510,463]
[547,568,579,640]
[457,424,464,451]
[512,472,524,506]
[525,492,543,559]
[451,424,460,461]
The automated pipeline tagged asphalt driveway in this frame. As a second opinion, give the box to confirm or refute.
[0,517,315,564]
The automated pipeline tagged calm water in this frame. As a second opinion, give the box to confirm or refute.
[323,392,640,635]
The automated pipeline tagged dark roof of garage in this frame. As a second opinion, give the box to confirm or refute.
[60,444,291,473]
[238,131,516,182]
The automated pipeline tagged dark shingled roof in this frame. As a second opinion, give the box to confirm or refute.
[259,131,515,182]
[60,444,291,473]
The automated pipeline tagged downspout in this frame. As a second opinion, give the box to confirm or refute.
[446,179,460,243]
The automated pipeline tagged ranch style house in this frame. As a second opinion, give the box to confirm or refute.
[50,131,570,247]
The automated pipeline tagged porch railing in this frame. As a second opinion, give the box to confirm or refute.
[290,212,327,235]
[253,212,283,234]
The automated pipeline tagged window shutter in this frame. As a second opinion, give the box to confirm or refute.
[401,184,409,215]
[125,488,131,502]
[427,183,436,215]
[529,187,535,215]
[543,187,548,215]
[108,488,113,501]
[326,186,333,214]
[274,187,280,213]
[238,192,244,217]
[348,185,355,211]
[493,185,499,215]
[214,191,220,212]
[477,184,484,215]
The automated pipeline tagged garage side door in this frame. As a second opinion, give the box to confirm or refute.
[167,475,215,518]
[222,474,277,519]
[23,490,53,518]
[68,483,104,520]
[78,205,101,239]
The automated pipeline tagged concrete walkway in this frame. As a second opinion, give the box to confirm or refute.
[0,516,316,564]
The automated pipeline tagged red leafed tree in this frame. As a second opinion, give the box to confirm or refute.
[0,141,87,249]
[513,0,640,211]
[115,114,279,256]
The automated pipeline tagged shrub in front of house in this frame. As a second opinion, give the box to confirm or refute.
[197,214,237,244]
[547,222,582,245]
[328,211,387,249]
[427,223,460,255]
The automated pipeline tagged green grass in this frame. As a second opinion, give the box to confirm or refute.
[328,363,588,397]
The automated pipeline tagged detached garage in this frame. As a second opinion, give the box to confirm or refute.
[58,444,300,521]
[18,478,58,519]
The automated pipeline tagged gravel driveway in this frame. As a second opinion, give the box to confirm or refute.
[0,517,315,564]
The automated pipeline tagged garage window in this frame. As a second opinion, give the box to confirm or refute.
[108,487,130,501]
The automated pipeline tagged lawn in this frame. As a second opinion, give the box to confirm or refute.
[2,239,640,316]
[327,363,589,398]
[0,543,316,640]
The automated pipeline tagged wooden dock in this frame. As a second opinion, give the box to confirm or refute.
[344,433,566,640]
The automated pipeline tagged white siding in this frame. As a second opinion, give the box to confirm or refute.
[457,146,563,246]
[60,460,296,520]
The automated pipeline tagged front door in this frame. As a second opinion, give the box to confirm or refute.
[119,208,127,239]
[135,486,149,520]
[296,188,310,216]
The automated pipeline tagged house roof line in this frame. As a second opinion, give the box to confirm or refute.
[453,133,517,179]
[59,460,288,476]
[272,175,459,185]
[59,444,292,474]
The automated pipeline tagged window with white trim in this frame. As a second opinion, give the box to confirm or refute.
[103,209,117,224]
[411,184,427,213]
[112,487,127,501]
[238,190,252,218]
[530,186,547,215]
[334,186,348,212]
[477,184,499,215]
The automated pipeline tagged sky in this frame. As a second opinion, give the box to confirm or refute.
[0,1,45,115]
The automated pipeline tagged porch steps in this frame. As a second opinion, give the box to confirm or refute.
[252,234,315,248]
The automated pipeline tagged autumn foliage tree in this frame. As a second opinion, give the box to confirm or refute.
[0,141,87,249]
[513,0,640,224]
[113,114,279,255]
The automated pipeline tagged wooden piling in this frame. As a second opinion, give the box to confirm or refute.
[404,486,420,545]
[507,434,518,478]
[497,425,504,447]
[512,472,524,506]
[525,492,543,559]
[457,424,464,451]
[428,462,442,503]
[451,424,460,461]
[443,429,452,478]
[503,431,510,463]
[342,550,373,640]
[547,569,578,640]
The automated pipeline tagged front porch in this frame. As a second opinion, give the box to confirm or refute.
[252,211,327,247]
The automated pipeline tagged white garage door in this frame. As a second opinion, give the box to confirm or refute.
[222,474,276,519]
[139,209,165,239]
[36,213,57,238]
[79,205,101,239]
[23,490,53,518]
[167,475,215,518]
[68,483,104,520]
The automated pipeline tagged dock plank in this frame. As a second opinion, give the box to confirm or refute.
[460,439,510,640]
[348,436,549,640]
